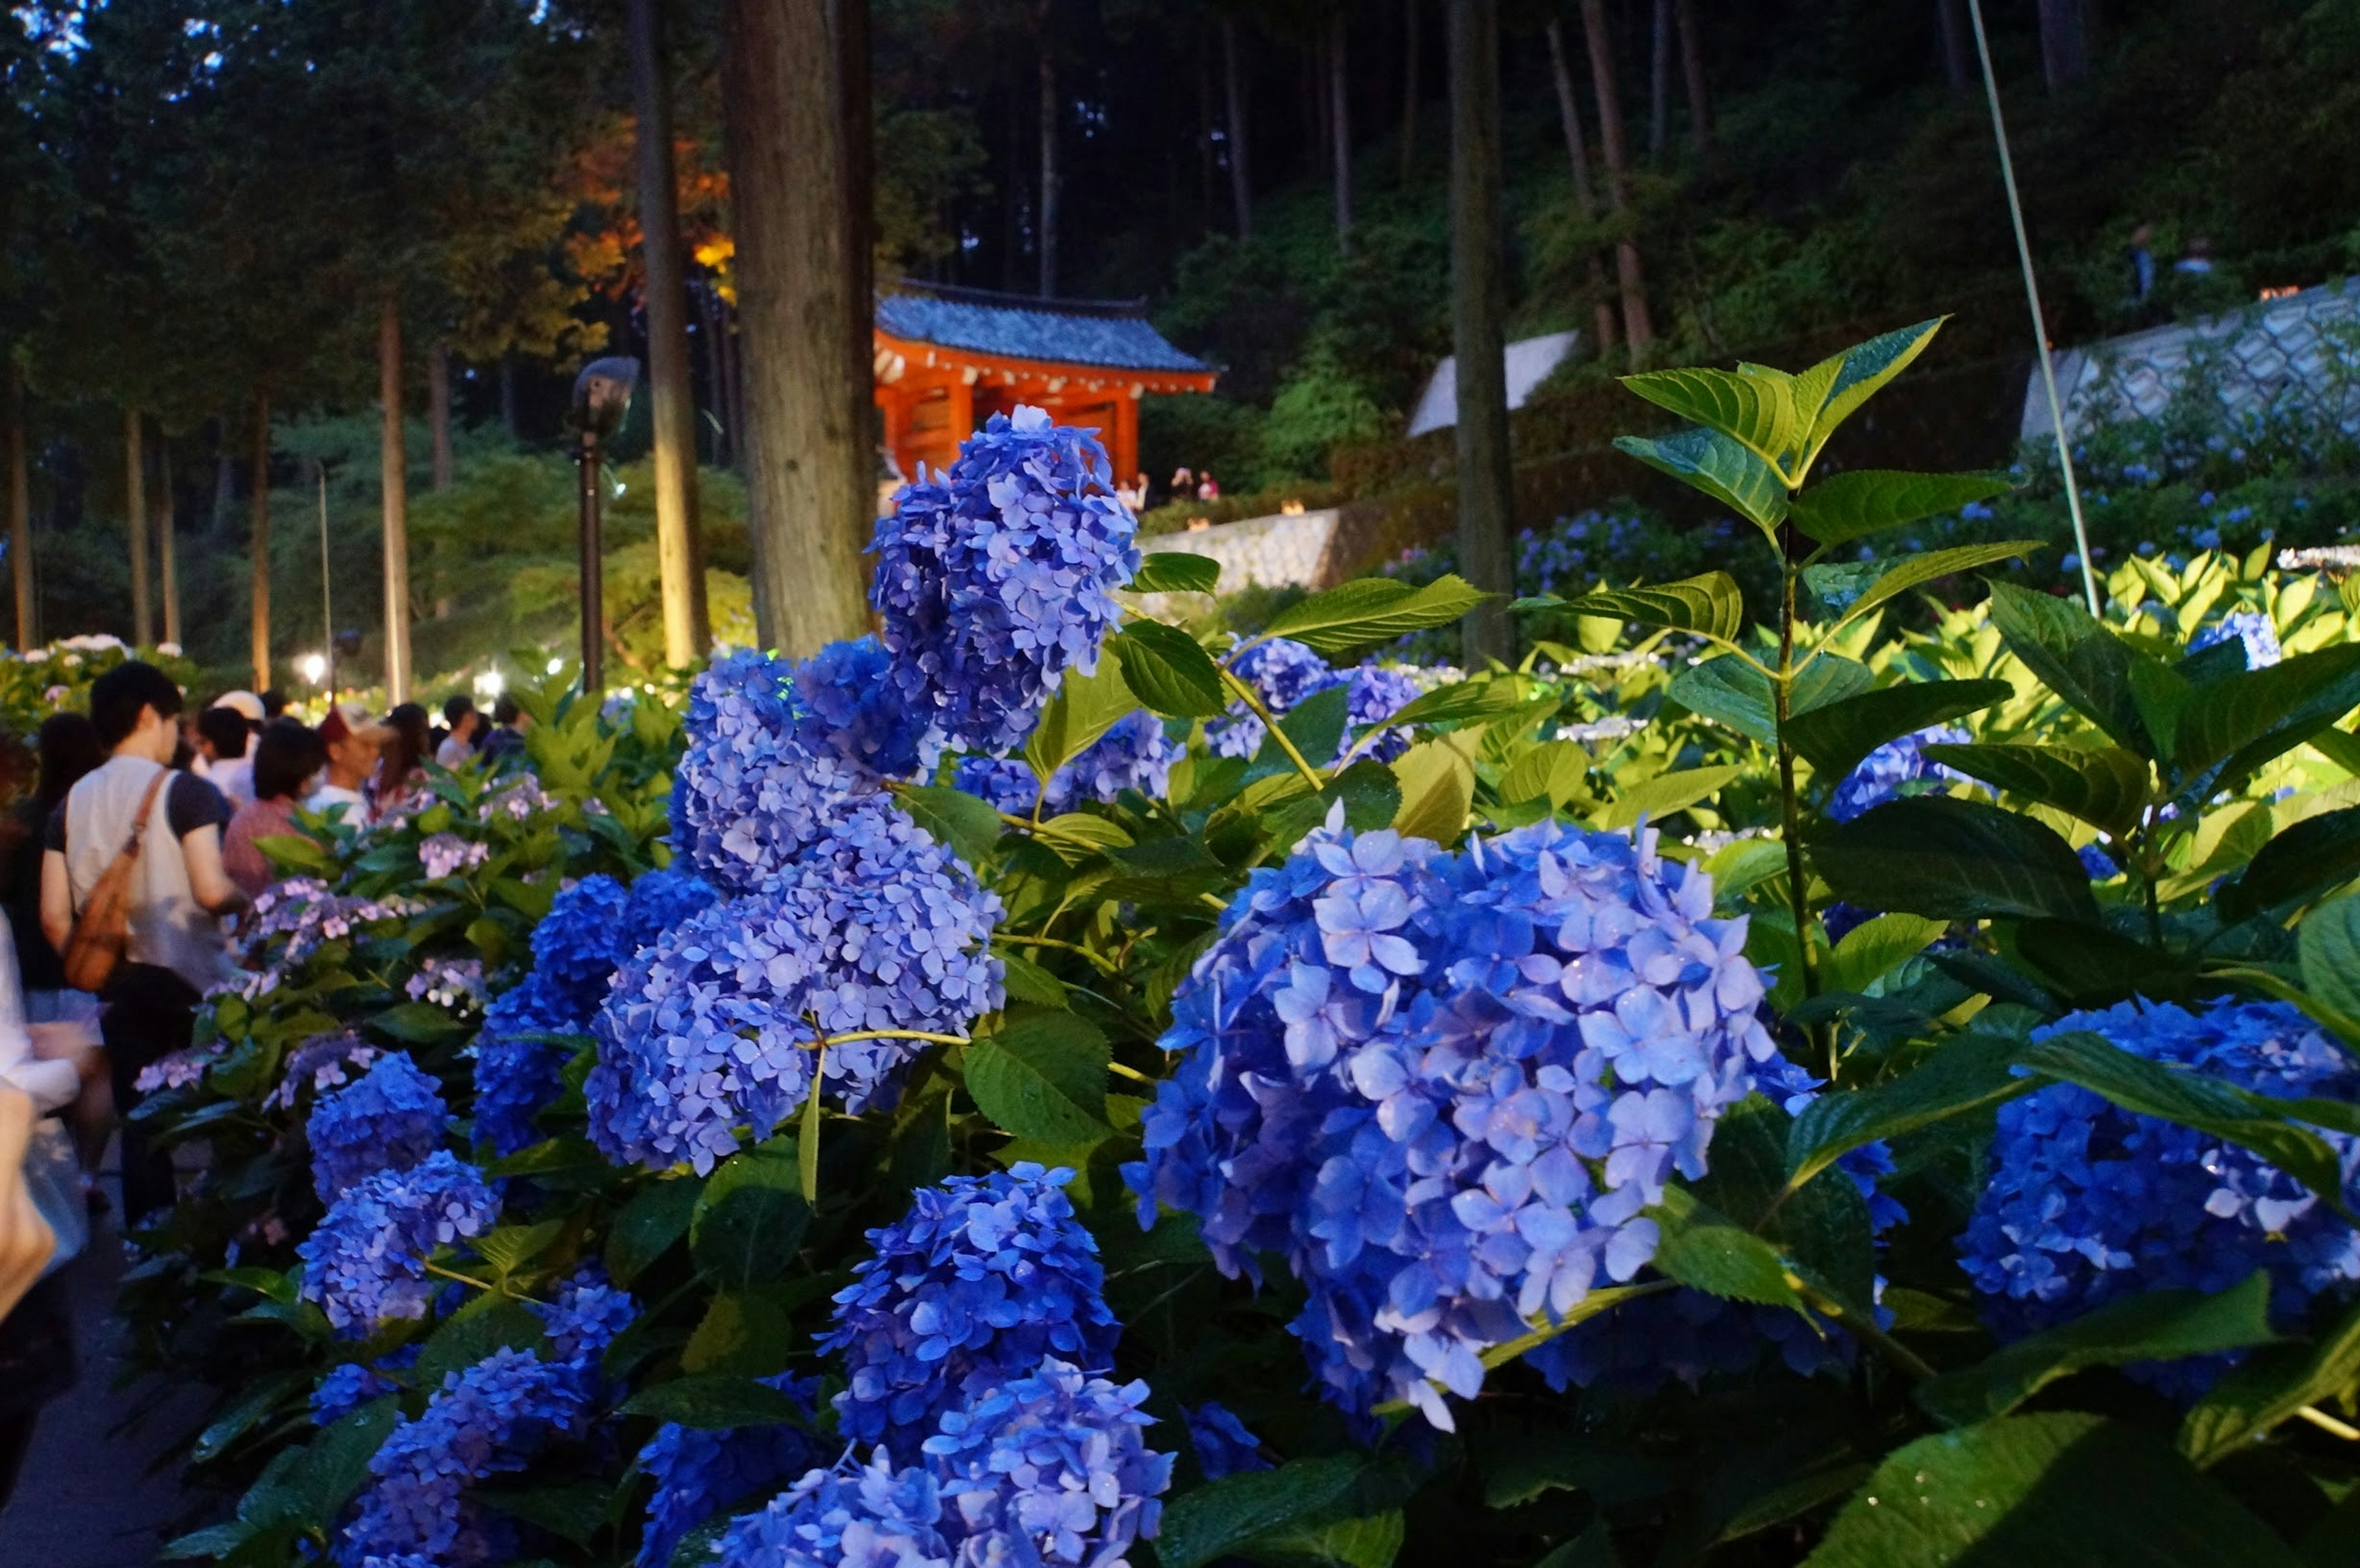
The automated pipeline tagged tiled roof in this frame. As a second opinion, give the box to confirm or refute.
[875,289,1209,374]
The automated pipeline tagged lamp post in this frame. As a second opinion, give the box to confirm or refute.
[569,357,639,695]
[316,460,334,694]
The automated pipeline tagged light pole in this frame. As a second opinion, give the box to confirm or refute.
[316,459,334,694]
[569,357,639,695]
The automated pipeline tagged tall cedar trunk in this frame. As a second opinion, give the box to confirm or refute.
[1578,0,1654,355]
[1647,0,1670,162]
[1936,0,1971,91]
[157,444,179,651]
[723,0,875,655]
[1330,12,1352,247]
[1447,0,1512,665]
[379,297,412,703]
[1398,0,1418,182]
[1222,15,1253,237]
[498,356,519,439]
[211,443,232,532]
[1309,34,1328,179]
[7,368,28,652]
[1544,19,1620,359]
[632,0,712,667]
[722,301,746,471]
[251,390,271,690]
[428,341,454,490]
[1674,0,1712,155]
[125,408,150,647]
[698,285,729,466]
[2039,0,2090,89]
[1197,39,1216,219]
[1038,48,1060,296]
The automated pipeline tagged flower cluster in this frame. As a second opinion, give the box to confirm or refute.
[822,1162,1119,1457]
[297,1151,499,1338]
[1207,637,1423,764]
[478,774,561,822]
[312,1346,419,1427]
[950,711,1179,818]
[133,1046,215,1094]
[872,406,1139,756]
[264,1030,379,1111]
[1827,724,1973,822]
[1126,810,1775,1428]
[470,978,581,1158]
[2190,608,2283,668]
[1183,1402,1270,1481]
[1960,998,2360,1399]
[306,1051,447,1201]
[621,867,720,953]
[419,831,490,881]
[632,1374,827,1568]
[796,633,939,780]
[404,955,485,1012]
[239,879,421,970]
[531,874,632,1016]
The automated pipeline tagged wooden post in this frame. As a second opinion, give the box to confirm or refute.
[157,443,179,651]
[124,409,151,647]
[251,390,272,691]
[1449,0,1512,665]
[379,296,411,703]
[1675,0,1713,155]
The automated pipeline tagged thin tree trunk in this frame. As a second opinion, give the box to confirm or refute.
[1674,0,1712,155]
[1222,15,1253,238]
[428,340,454,490]
[1448,0,1512,665]
[1578,0,1654,356]
[1197,38,1216,220]
[1544,18,1621,360]
[721,300,745,471]
[379,296,411,702]
[1648,0,1671,162]
[498,356,519,439]
[1398,0,1418,182]
[1038,47,1060,296]
[632,0,712,667]
[698,284,728,466]
[125,407,150,647]
[2038,0,2090,90]
[251,390,270,691]
[1331,12,1352,248]
[7,368,28,653]
[722,0,874,654]
[213,451,233,534]
[156,444,178,651]
[1936,0,1971,91]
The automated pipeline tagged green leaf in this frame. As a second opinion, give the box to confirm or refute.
[1795,319,1947,472]
[605,1174,702,1288]
[1247,1510,1406,1568]
[2012,919,2194,1006]
[1824,912,1947,993]
[475,1481,616,1546]
[474,1219,563,1279]
[1650,1188,1804,1309]
[369,1001,464,1046]
[1803,1413,2298,1567]
[1264,683,1352,779]
[1919,742,2150,839]
[1669,654,1871,747]
[415,1299,548,1392]
[1814,796,2100,922]
[1516,572,1746,644]
[1532,1522,1624,1568]
[1822,541,2042,631]
[899,783,1005,866]
[1613,426,1791,536]
[2219,806,2360,925]
[191,1373,307,1465]
[1390,737,1475,845]
[1266,761,1406,847]
[964,1009,1112,1144]
[1620,364,1802,472]
[2302,896,2360,1027]
[1258,574,1492,656]
[1916,1274,2278,1428]
[680,1286,800,1377]
[996,949,1071,1008]
[1111,622,1231,717]
[1784,680,2013,788]
[2174,644,2360,794]
[691,1148,811,1288]
[1155,1454,1369,1568]
[1988,582,2155,756]
[1023,659,1140,783]
[620,1374,816,1430]
[1785,1034,2030,1194]
[1130,551,1221,594]
[1366,676,1533,733]
[1498,740,1591,810]
[1598,765,1744,831]
[160,1524,259,1559]
[2179,1292,2360,1466]
[1788,469,2014,551]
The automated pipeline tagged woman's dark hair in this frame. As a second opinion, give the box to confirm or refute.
[250,718,325,804]
[88,660,183,746]
[381,701,431,790]
[32,713,103,811]
[197,707,251,761]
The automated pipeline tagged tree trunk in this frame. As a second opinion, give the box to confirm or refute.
[1544,20,1621,360]
[251,390,271,691]
[2038,0,2090,90]
[124,408,150,648]
[1331,11,1353,248]
[1648,0,1671,162]
[1038,47,1060,296]
[156,444,179,651]
[1675,0,1712,155]
[379,296,412,703]
[498,356,519,439]
[428,340,454,490]
[7,368,28,653]
[1197,37,1216,220]
[1578,0,1654,356]
[1447,0,1512,666]
[1222,15,1253,238]
[698,283,728,466]
[632,0,712,668]
[722,0,875,655]
[1935,0,1970,91]
[720,300,746,472]
[1398,0,1418,182]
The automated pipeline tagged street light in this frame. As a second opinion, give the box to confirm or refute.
[298,651,328,686]
[568,356,639,695]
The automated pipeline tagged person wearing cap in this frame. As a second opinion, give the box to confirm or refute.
[305,701,384,828]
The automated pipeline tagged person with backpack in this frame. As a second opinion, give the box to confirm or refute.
[36,662,248,1223]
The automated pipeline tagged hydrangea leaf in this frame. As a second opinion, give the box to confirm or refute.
[1248,682,1353,786]
[1246,1508,1407,1568]
[1390,735,1476,844]
[1498,740,1591,811]
[1785,1035,2031,1193]
[2219,806,2360,926]
[473,1219,564,1282]
[1258,574,1492,656]
[896,782,1005,868]
[618,1374,816,1432]
[412,1298,550,1394]
[964,1009,1114,1145]
[1155,1454,1371,1568]
[1613,427,1790,539]
[1788,469,2015,552]
[604,1175,702,1288]
[1784,680,2013,788]
[2010,919,2196,1007]
[1803,1413,2297,1568]
[1130,551,1221,595]
[1918,742,2150,840]
[2174,643,2360,796]
[2179,1291,2360,1467]
[1530,1521,1623,1568]
[1823,912,1947,994]
[690,1148,810,1289]
[996,949,1072,1008]
[1692,1099,1876,1309]
[1619,364,1803,474]
[1988,582,2155,757]
[1649,1188,1805,1310]
[368,1001,465,1046]
[1669,654,1870,747]
[1512,573,1746,645]
[1820,541,2043,634]
[1792,319,1947,476]
[1916,1272,2278,1429]
[1024,657,1140,785]
[1814,796,2100,923]
[1374,673,1536,731]
[1112,622,1230,717]
[2301,895,2360,1029]
[680,1287,801,1378]
[1596,764,1744,831]
[1265,759,1406,847]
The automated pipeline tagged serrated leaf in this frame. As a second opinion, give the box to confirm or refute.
[964,1009,1112,1144]
[1788,468,2014,551]
[1367,676,1532,732]
[1130,551,1221,594]
[415,1299,548,1392]
[1023,659,1139,783]
[1919,742,2150,839]
[1650,1188,1803,1308]
[1824,912,1946,993]
[1988,582,2155,756]
[1253,574,1493,656]
[1668,654,1871,747]
[1795,318,1947,472]
[1155,1455,1369,1568]
[1814,796,2099,922]
[2219,806,2360,925]
[691,1148,810,1288]
[474,1219,563,1279]
[2011,919,2193,1006]
[898,782,1004,866]
[191,1373,307,1465]
[2179,1292,2360,1466]
[1918,1274,2277,1428]
[2174,644,2360,795]
[1824,541,2042,631]
[605,1175,702,1287]
[1248,1509,1406,1568]
[1111,622,1230,718]
[1784,679,2012,788]
[1390,737,1474,845]
[1519,572,1747,644]
[369,1001,464,1046]
[1597,764,1742,831]
[1785,1034,2029,1193]
[1498,740,1590,810]
[1621,364,1801,472]
[1613,426,1791,536]
[996,950,1071,1008]
[620,1374,816,1430]
[2301,896,2360,1027]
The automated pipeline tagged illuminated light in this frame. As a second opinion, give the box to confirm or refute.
[297,652,328,685]
[474,669,506,698]
[1280,499,1306,515]
[546,656,564,676]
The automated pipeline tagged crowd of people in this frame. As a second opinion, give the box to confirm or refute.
[0,664,535,1503]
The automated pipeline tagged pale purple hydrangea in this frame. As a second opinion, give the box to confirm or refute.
[404,956,484,1012]
[418,832,489,880]
[266,1030,380,1111]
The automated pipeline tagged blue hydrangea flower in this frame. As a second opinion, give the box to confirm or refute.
[1044,711,1176,811]
[798,635,940,779]
[1125,810,1776,1429]
[822,1164,1119,1459]
[298,1151,500,1338]
[312,1346,419,1427]
[2079,841,2121,880]
[1827,724,1973,821]
[1342,664,1423,764]
[532,874,632,1019]
[1183,1402,1270,1481]
[470,975,582,1158]
[953,753,1040,816]
[873,406,1140,756]
[2190,609,2283,669]
[1960,998,2360,1400]
[307,1051,447,1202]
[712,1452,954,1567]
[1207,638,1335,759]
[535,1263,639,1370]
[634,1374,827,1568]
[622,867,720,954]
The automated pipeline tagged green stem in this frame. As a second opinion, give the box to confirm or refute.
[801,1043,824,1200]
[814,1029,972,1050]
[1773,554,1823,1006]
[994,931,1120,976]
[1217,666,1327,793]
[1107,1060,1157,1086]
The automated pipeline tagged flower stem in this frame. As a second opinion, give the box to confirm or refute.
[995,932,1120,975]
[814,1029,973,1049]
[801,1043,824,1199]
[1773,540,1831,1080]
[1107,1059,1157,1086]
[1217,666,1327,793]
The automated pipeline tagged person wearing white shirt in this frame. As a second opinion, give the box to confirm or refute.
[435,694,481,769]
[304,702,384,827]
[196,707,256,812]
